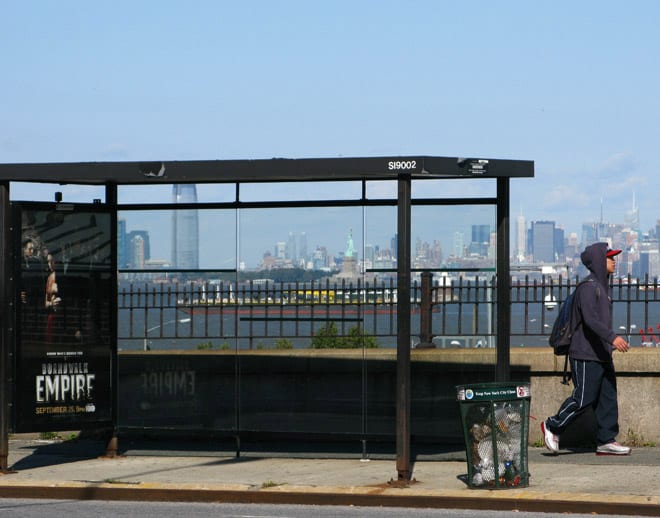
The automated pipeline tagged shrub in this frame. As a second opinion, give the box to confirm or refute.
[345,325,378,348]
[275,338,294,349]
[311,322,378,349]
[311,322,340,349]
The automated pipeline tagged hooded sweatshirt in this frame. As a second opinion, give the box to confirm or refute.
[569,242,617,362]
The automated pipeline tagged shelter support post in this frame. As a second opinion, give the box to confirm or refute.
[396,174,412,480]
[496,177,511,381]
[104,183,120,458]
[0,182,12,473]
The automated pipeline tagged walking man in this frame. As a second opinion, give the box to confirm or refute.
[542,242,631,455]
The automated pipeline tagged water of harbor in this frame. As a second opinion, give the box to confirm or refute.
[118,282,660,351]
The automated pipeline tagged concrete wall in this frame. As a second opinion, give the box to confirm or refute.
[117,348,660,446]
[513,348,660,446]
[412,348,660,445]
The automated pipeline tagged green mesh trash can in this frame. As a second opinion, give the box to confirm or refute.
[456,382,531,488]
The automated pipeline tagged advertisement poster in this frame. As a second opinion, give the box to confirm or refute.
[15,205,114,432]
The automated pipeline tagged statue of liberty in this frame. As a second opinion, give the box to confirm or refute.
[345,229,355,258]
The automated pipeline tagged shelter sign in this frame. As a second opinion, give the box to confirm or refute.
[13,205,114,432]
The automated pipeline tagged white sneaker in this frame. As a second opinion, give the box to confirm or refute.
[596,441,631,456]
[541,421,559,454]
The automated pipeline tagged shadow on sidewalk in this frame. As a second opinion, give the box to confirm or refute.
[10,439,108,470]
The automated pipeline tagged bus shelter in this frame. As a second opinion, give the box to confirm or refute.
[0,155,534,479]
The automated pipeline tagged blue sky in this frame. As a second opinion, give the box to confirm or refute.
[2,1,659,266]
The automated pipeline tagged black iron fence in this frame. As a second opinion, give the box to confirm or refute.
[117,273,660,351]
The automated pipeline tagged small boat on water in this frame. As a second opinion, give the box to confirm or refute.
[544,292,558,311]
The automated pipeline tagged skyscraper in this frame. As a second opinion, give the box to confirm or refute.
[453,231,464,258]
[531,220,556,263]
[127,230,150,268]
[469,224,490,256]
[117,218,127,268]
[515,212,526,262]
[299,232,308,266]
[131,234,145,269]
[624,192,640,235]
[554,225,565,260]
[287,232,297,262]
[171,185,199,269]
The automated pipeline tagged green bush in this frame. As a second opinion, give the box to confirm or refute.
[311,322,378,349]
[275,338,294,349]
[345,325,378,349]
[311,322,340,349]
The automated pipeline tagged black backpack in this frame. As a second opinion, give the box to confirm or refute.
[548,279,597,384]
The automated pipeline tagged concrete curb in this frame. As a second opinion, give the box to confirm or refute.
[1,480,659,516]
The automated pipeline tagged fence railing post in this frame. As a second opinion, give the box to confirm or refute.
[418,272,434,348]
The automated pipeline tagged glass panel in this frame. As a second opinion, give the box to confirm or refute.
[11,182,105,203]
[411,205,497,351]
[238,351,364,435]
[118,183,236,204]
[363,206,397,348]
[410,354,472,440]
[412,204,496,270]
[117,209,236,271]
[240,181,362,202]
[364,349,397,438]
[117,209,237,352]
[237,206,365,435]
[117,353,237,432]
[238,206,363,274]
[412,178,496,199]
[365,180,396,200]
[118,185,172,204]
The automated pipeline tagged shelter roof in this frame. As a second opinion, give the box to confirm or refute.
[0,156,533,185]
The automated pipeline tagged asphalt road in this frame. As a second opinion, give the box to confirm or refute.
[0,500,638,518]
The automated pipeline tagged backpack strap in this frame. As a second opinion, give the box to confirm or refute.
[562,278,595,385]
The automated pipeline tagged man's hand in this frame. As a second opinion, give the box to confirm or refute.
[612,335,629,352]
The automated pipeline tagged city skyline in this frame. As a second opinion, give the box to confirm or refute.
[110,187,658,278]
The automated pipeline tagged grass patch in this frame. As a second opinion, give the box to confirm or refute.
[261,480,283,488]
[39,431,62,440]
[625,428,656,447]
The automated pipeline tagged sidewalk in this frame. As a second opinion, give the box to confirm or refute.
[1,435,659,516]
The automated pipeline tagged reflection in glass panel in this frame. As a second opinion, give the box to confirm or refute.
[240,181,361,202]
[10,182,105,203]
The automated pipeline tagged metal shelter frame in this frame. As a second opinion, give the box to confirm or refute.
[0,155,534,479]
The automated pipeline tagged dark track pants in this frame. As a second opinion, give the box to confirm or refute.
[546,358,619,446]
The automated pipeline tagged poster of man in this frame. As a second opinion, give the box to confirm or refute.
[15,206,114,432]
